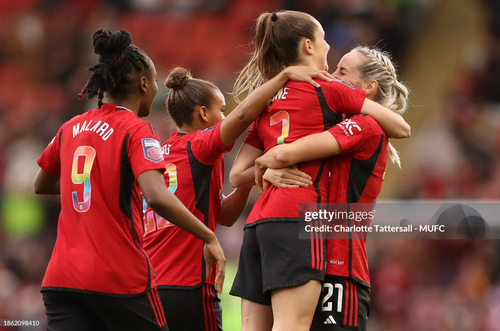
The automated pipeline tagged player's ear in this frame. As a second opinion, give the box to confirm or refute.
[301,38,314,56]
[139,75,148,95]
[197,106,209,123]
[364,80,378,95]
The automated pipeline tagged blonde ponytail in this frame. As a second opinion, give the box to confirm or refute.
[353,45,410,168]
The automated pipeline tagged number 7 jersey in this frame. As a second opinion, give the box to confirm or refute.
[37,103,165,296]
[243,79,367,225]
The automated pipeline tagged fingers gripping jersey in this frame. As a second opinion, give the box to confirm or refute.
[326,114,389,286]
[143,122,232,288]
[37,103,165,295]
[244,80,366,225]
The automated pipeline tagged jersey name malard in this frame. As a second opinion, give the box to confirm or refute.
[72,120,114,141]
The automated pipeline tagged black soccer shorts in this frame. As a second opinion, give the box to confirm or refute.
[43,288,168,331]
[230,220,326,305]
[310,275,371,331]
[158,283,222,331]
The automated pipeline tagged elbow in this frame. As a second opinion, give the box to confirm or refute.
[217,219,234,227]
[33,177,49,195]
[391,123,411,139]
[229,172,242,188]
[401,124,411,138]
[33,182,44,195]
[234,105,252,126]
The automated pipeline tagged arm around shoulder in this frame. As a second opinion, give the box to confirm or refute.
[360,99,411,139]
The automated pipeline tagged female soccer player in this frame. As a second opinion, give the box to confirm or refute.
[143,65,332,331]
[255,45,410,331]
[228,11,410,331]
[34,29,225,331]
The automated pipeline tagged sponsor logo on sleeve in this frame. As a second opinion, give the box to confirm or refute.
[142,138,163,163]
[338,119,362,136]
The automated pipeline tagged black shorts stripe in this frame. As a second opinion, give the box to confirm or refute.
[147,291,162,327]
[202,286,209,329]
[350,279,355,326]
[210,286,217,331]
[354,281,359,327]
[153,288,166,326]
[203,285,213,331]
[344,279,350,325]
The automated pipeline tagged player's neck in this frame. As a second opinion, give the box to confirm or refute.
[178,124,197,133]
[106,98,141,115]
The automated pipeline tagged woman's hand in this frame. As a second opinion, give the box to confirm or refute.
[284,66,334,88]
[255,164,312,194]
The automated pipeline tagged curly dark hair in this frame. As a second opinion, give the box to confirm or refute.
[79,29,150,107]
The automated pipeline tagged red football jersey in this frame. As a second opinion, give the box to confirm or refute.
[37,103,165,295]
[244,79,367,225]
[326,114,389,286]
[143,122,231,288]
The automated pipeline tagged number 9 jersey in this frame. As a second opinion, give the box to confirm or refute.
[37,103,165,296]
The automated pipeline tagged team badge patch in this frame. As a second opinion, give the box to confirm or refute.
[142,138,163,163]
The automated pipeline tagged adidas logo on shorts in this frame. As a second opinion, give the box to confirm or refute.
[324,315,336,324]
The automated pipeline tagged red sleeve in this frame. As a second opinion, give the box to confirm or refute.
[322,80,367,115]
[128,122,166,177]
[243,121,264,151]
[328,115,379,155]
[190,121,233,165]
[37,128,63,177]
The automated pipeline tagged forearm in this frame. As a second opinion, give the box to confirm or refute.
[221,71,291,148]
[230,166,256,187]
[256,132,341,169]
[229,143,263,187]
[236,71,289,120]
[151,192,216,243]
[218,185,253,226]
[360,99,411,138]
[138,170,216,243]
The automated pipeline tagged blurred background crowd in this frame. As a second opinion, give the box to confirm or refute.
[0,0,499,330]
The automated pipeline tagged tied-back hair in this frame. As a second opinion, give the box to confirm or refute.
[353,45,410,168]
[233,10,317,103]
[165,67,219,128]
[79,29,150,108]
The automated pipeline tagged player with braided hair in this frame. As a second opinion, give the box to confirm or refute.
[78,29,150,108]
[34,28,225,331]
[254,45,410,331]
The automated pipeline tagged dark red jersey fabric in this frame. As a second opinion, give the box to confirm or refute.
[326,114,389,286]
[244,79,366,225]
[37,103,165,295]
[143,122,232,288]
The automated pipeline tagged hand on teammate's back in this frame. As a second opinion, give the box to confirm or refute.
[203,239,226,293]
[255,163,313,194]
